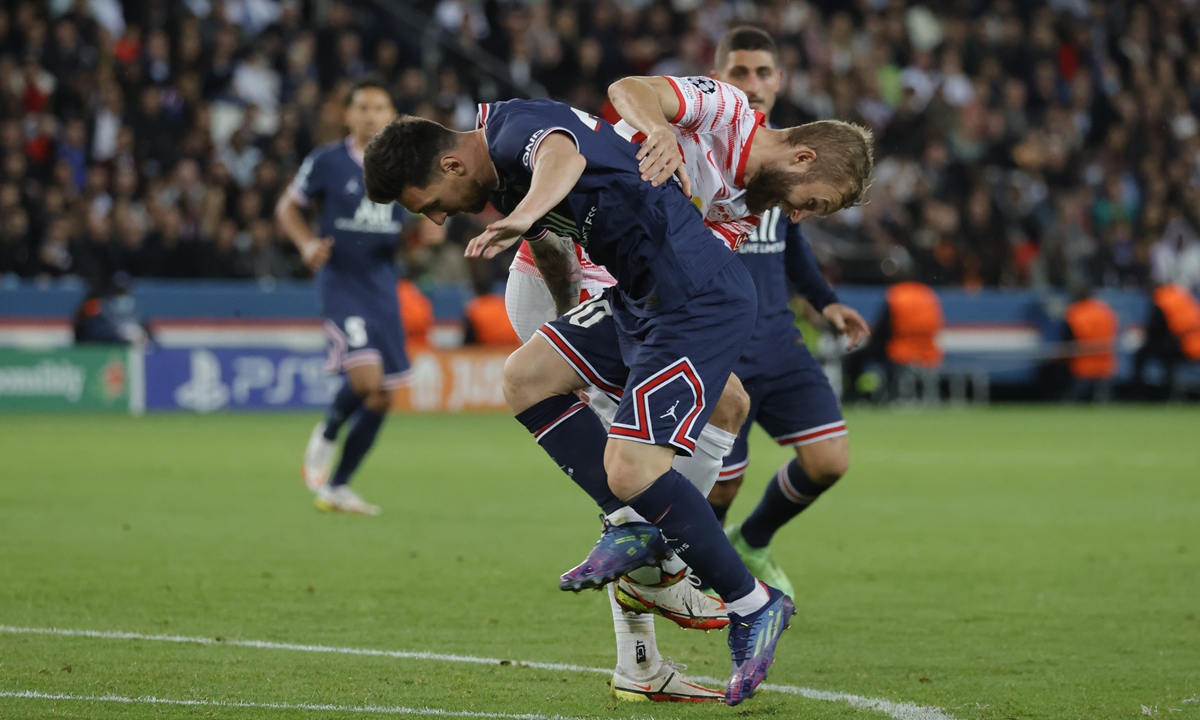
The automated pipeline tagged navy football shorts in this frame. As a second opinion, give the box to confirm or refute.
[323,300,411,389]
[536,261,756,456]
[719,339,846,481]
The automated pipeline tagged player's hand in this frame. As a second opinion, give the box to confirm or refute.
[822,303,871,351]
[637,127,690,195]
[302,237,334,271]
[464,215,533,259]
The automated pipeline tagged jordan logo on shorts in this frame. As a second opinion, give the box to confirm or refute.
[660,400,680,422]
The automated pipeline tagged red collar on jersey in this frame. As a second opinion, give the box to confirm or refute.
[734,110,767,188]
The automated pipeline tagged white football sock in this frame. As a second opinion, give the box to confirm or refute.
[671,423,738,497]
[625,564,663,585]
[660,553,689,579]
[605,506,647,525]
[725,581,770,617]
[609,584,661,681]
[587,389,619,428]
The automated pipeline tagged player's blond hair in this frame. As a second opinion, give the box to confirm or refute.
[786,120,875,209]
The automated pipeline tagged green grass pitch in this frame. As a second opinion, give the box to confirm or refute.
[0,406,1197,719]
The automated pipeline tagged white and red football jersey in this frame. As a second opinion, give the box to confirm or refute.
[511,238,616,296]
[615,76,766,252]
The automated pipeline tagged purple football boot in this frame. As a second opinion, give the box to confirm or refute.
[558,517,672,592]
[725,584,795,706]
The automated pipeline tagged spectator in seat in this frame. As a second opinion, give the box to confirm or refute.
[73,272,151,346]
[0,206,32,277]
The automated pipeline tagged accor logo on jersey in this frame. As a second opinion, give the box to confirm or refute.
[522,129,546,169]
[334,197,403,234]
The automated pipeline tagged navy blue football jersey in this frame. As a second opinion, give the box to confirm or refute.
[478,99,732,316]
[735,206,839,378]
[288,138,407,315]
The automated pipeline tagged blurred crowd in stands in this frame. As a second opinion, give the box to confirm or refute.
[4,0,1200,295]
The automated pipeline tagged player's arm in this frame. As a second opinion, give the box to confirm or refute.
[783,223,870,350]
[606,76,690,194]
[275,158,333,271]
[465,132,586,259]
[526,231,583,316]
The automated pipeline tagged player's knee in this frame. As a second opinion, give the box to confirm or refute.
[603,457,642,501]
[709,375,749,434]
[502,343,561,412]
[363,387,391,414]
[604,442,670,501]
[799,437,849,486]
[503,339,583,413]
[707,474,744,505]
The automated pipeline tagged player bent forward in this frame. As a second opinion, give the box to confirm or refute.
[362,96,869,703]
[502,70,872,701]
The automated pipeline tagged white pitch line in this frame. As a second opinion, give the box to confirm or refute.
[0,625,959,720]
[0,689,590,719]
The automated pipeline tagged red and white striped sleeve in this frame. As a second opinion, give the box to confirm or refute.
[664,76,754,134]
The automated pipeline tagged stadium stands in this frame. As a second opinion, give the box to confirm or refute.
[1,0,1199,401]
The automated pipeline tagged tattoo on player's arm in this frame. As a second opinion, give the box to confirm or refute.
[528,232,583,317]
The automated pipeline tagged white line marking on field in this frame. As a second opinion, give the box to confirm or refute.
[0,625,959,720]
[0,690,589,719]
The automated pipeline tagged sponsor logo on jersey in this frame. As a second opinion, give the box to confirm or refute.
[522,128,546,168]
[334,197,403,234]
[738,207,784,254]
[581,205,597,243]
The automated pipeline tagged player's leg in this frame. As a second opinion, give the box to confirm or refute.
[304,320,369,490]
[606,583,724,702]
[728,350,849,597]
[313,362,389,515]
[669,375,747,498]
[504,310,629,516]
[598,263,791,705]
[615,373,745,604]
[303,379,362,491]
[315,312,410,515]
[330,361,392,487]
[706,374,766,525]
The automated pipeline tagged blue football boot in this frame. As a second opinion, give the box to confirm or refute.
[559,517,672,592]
[725,584,795,705]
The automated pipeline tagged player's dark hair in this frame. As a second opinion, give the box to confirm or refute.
[714,27,778,71]
[363,115,458,203]
[786,120,876,209]
[344,75,393,107]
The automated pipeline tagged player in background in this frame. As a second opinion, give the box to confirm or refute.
[703,28,870,598]
[276,78,408,515]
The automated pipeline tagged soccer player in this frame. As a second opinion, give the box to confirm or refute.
[276,78,408,515]
[363,93,870,703]
[702,27,871,598]
[499,68,871,700]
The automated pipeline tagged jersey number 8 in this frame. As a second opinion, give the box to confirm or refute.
[344,316,369,348]
[565,294,611,328]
